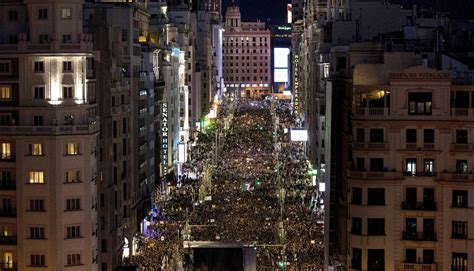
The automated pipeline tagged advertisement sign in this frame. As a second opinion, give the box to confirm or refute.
[161,102,169,172]
[290,129,308,142]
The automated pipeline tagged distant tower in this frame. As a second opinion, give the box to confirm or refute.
[225,1,241,29]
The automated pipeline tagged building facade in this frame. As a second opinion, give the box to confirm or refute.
[223,2,271,98]
[0,0,99,269]
[350,56,474,271]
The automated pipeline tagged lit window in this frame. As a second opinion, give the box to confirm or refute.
[66,143,79,155]
[61,8,71,19]
[0,86,11,100]
[67,253,81,266]
[1,143,11,160]
[65,170,80,183]
[29,143,43,156]
[29,171,45,184]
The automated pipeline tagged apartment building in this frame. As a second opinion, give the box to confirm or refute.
[222,2,271,98]
[0,0,99,269]
[349,53,474,271]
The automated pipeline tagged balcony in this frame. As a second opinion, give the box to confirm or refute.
[451,108,473,118]
[0,153,15,162]
[450,143,474,152]
[348,171,403,180]
[353,142,388,151]
[0,262,17,271]
[354,107,390,118]
[399,263,436,271]
[0,123,99,136]
[403,144,437,151]
[0,182,15,190]
[0,235,16,245]
[437,172,474,182]
[402,231,437,241]
[0,208,16,217]
[401,201,437,211]
[0,41,93,53]
[403,172,438,177]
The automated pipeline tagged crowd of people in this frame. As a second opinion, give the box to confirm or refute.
[136,97,324,270]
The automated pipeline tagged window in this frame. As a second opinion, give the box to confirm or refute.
[38,34,49,44]
[456,160,468,174]
[29,143,43,155]
[424,159,434,174]
[63,61,72,72]
[62,34,72,44]
[28,171,44,184]
[367,218,385,235]
[67,253,81,266]
[34,87,44,99]
[452,221,468,239]
[368,249,385,271]
[424,129,434,143]
[452,253,467,271]
[0,62,11,74]
[406,158,417,175]
[0,115,11,126]
[66,198,80,211]
[38,8,48,20]
[352,248,362,269]
[370,158,384,172]
[370,129,384,142]
[30,254,45,267]
[8,10,18,21]
[452,190,468,208]
[356,157,365,171]
[423,250,434,264]
[356,128,364,142]
[0,143,11,160]
[9,35,18,44]
[368,188,385,205]
[409,92,432,115]
[65,170,80,183]
[33,116,43,126]
[29,199,44,211]
[0,171,12,188]
[61,8,71,19]
[34,61,44,73]
[0,86,11,100]
[406,129,417,143]
[405,249,417,263]
[352,217,362,235]
[66,143,79,155]
[352,187,362,205]
[66,225,81,239]
[29,226,45,239]
[63,86,73,99]
[456,130,468,144]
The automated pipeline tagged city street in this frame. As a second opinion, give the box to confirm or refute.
[142,97,324,270]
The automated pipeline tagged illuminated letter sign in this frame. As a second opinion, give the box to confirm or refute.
[293,55,300,117]
[161,102,169,173]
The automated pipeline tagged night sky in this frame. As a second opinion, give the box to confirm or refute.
[221,0,474,24]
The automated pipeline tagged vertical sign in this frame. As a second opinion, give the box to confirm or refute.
[161,102,169,174]
[293,55,300,117]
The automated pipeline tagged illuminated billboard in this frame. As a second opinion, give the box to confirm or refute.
[274,47,290,83]
[290,129,308,142]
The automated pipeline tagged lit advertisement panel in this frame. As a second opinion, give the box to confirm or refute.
[274,69,289,83]
[274,48,290,68]
[290,129,308,142]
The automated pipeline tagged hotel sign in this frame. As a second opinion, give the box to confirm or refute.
[293,55,300,117]
[161,102,169,173]
[389,72,451,80]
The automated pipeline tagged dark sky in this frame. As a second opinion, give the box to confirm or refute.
[221,0,474,23]
[222,0,291,25]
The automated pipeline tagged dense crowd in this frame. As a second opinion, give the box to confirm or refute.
[133,97,324,270]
